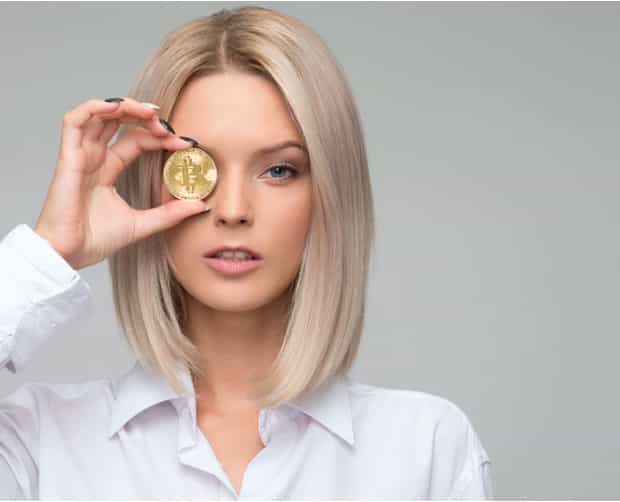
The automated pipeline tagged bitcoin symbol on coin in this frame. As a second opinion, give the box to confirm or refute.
[163,147,217,200]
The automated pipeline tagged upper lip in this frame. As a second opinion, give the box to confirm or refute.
[204,245,262,259]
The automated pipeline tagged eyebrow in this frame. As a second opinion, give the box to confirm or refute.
[196,140,308,157]
[257,140,308,156]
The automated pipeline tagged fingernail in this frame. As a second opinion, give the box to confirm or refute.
[179,136,198,147]
[104,97,124,103]
[159,118,175,134]
[203,202,211,212]
[141,102,160,110]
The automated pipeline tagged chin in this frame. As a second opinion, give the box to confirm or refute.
[206,296,269,312]
[188,283,291,313]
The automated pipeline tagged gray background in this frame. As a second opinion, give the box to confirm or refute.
[1,2,618,498]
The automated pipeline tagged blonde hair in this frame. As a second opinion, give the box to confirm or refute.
[109,5,375,409]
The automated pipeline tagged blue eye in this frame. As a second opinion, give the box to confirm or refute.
[264,163,299,182]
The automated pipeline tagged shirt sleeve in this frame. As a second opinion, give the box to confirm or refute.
[0,224,96,497]
[0,384,39,499]
[429,399,494,499]
[0,453,26,499]
[0,223,95,373]
[450,458,494,499]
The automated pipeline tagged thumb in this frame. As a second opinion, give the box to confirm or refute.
[133,199,208,241]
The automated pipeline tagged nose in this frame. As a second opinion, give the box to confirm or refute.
[208,167,253,227]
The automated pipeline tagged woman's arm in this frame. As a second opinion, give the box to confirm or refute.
[0,454,26,499]
[449,458,494,499]
[0,222,95,498]
[427,398,494,500]
[0,223,95,372]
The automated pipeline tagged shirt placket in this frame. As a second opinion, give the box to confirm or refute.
[237,406,301,500]
[173,397,232,496]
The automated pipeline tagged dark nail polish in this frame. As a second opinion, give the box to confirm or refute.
[104,97,124,102]
[159,118,176,134]
[179,136,198,147]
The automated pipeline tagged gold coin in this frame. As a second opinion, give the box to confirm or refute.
[163,147,217,200]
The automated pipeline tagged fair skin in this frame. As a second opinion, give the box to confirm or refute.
[159,71,312,494]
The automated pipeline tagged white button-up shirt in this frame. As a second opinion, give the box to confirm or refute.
[0,224,494,499]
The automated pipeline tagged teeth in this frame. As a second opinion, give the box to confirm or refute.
[214,250,254,260]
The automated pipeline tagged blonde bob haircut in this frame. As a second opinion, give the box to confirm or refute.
[109,5,375,409]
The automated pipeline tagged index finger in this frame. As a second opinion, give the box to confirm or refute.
[61,98,124,151]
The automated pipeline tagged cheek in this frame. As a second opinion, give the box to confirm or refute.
[266,188,312,257]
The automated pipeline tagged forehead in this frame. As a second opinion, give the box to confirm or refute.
[170,72,302,148]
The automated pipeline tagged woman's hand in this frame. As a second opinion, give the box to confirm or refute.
[34,97,206,270]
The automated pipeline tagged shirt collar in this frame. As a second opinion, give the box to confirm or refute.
[107,360,355,447]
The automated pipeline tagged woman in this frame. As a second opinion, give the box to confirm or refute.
[0,6,493,499]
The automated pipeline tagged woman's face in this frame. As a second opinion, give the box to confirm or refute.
[160,72,312,314]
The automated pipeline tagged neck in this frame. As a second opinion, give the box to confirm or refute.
[183,290,290,416]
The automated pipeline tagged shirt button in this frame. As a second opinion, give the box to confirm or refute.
[258,409,270,444]
[181,405,190,420]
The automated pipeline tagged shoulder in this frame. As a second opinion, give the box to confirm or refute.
[0,376,115,427]
[344,376,490,465]
[0,377,118,499]
[346,376,471,427]
[344,377,492,496]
